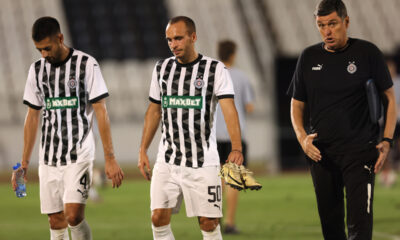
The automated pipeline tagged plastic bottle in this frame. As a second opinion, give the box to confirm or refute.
[13,163,27,198]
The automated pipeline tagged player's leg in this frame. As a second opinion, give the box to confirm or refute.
[343,147,378,240]
[182,165,223,240]
[151,208,174,240]
[151,162,183,240]
[39,164,69,240]
[198,217,222,240]
[224,187,238,229]
[63,161,93,240]
[309,155,347,240]
[64,203,91,240]
[48,212,69,240]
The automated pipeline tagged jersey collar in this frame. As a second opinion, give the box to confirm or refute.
[174,54,203,67]
[322,38,354,54]
[49,48,74,67]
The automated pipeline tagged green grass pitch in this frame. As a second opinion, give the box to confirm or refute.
[0,174,399,240]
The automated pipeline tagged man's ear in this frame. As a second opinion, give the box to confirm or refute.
[191,32,197,43]
[57,33,64,44]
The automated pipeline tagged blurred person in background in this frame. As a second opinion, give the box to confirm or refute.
[289,0,396,239]
[12,16,124,240]
[138,16,243,240]
[215,40,254,235]
[379,57,400,187]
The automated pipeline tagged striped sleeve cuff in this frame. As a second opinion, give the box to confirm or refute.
[23,100,42,110]
[217,94,234,100]
[149,97,161,104]
[89,93,109,103]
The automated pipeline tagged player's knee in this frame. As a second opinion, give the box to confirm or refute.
[151,210,170,227]
[65,211,84,226]
[198,217,219,232]
[48,212,67,229]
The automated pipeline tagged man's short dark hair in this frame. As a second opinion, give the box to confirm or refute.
[168,16,196,34]
[314,0,348,19]
[32,16,61,42]
[218,40,237,62]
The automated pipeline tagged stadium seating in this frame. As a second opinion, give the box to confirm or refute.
[263,0,400,56]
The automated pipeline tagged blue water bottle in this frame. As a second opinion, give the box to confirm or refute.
[13,163,27,198]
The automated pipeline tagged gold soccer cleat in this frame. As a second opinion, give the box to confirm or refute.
[220,162,245,191]
[239,165,262,191]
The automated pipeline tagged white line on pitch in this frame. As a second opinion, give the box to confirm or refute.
[374,231,400,240]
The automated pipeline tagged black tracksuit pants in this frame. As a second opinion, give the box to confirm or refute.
[309,147,378,240]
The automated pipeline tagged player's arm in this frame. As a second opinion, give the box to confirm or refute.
[92,98,124,188]
[245,103,254,114]
[290,98,321,161]
[138,102,161,181]
[218,98,243,165]
[12,107,40,190]
[375,87,397,173]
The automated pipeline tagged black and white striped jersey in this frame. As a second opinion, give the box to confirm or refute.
[23,49,109,166]
[149,54,234,168]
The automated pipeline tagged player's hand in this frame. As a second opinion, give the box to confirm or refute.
[227,150,244,165]
[301,133,321,162]
[138,150,151,181]
[105,157,124,188]
[375,141,390,173]
[11,162,28,191]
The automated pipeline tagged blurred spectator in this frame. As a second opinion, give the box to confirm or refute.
[216,40,255,235]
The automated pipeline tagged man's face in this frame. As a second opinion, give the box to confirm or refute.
[316,11,349,51]
[34,34,63,64]
[165,21,196,61]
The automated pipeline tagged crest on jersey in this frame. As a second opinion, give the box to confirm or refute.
[194,75,204,89]
[68,78,77,89]
[347,61,357,74]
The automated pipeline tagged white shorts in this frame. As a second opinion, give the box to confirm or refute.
[38,161,93,214]
[150,161,222,218]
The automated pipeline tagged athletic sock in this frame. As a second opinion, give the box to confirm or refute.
[201,224,222,240]
[69,219,92,240]
[152,224,175,240]
[50,227,69,240]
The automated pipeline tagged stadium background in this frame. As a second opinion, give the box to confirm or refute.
[0,0,399,239]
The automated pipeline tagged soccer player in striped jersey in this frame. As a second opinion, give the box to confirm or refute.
[138,16,243,240]
[12,17,124,240]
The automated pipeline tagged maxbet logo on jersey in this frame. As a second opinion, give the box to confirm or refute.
[46,97,79,110]
[162,96,203,109]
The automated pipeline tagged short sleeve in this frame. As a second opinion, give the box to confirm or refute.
[290,51,307,102]
[214,63,234,99]
[149,63,161,104]
[369,45,393,92]
[87,58,109,103]
[23,63,43,110]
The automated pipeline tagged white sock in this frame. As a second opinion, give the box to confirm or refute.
[201,224,222,240]
[69,219,92,240]
[152,224,175,240]
[50,227,69,240]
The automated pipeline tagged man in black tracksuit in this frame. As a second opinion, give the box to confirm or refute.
[289,0,397,239]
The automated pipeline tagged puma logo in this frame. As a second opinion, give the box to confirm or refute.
[364,165,372,174]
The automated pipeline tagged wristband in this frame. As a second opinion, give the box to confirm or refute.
[382,138,393,147]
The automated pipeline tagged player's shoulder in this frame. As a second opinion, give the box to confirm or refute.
[72,49,99,65]
[30,58,44,69]
[350,38,381,53]
[154,56,175,67]
[200,55,223,65]
[200,55,227,72]
[301,42,324,56]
